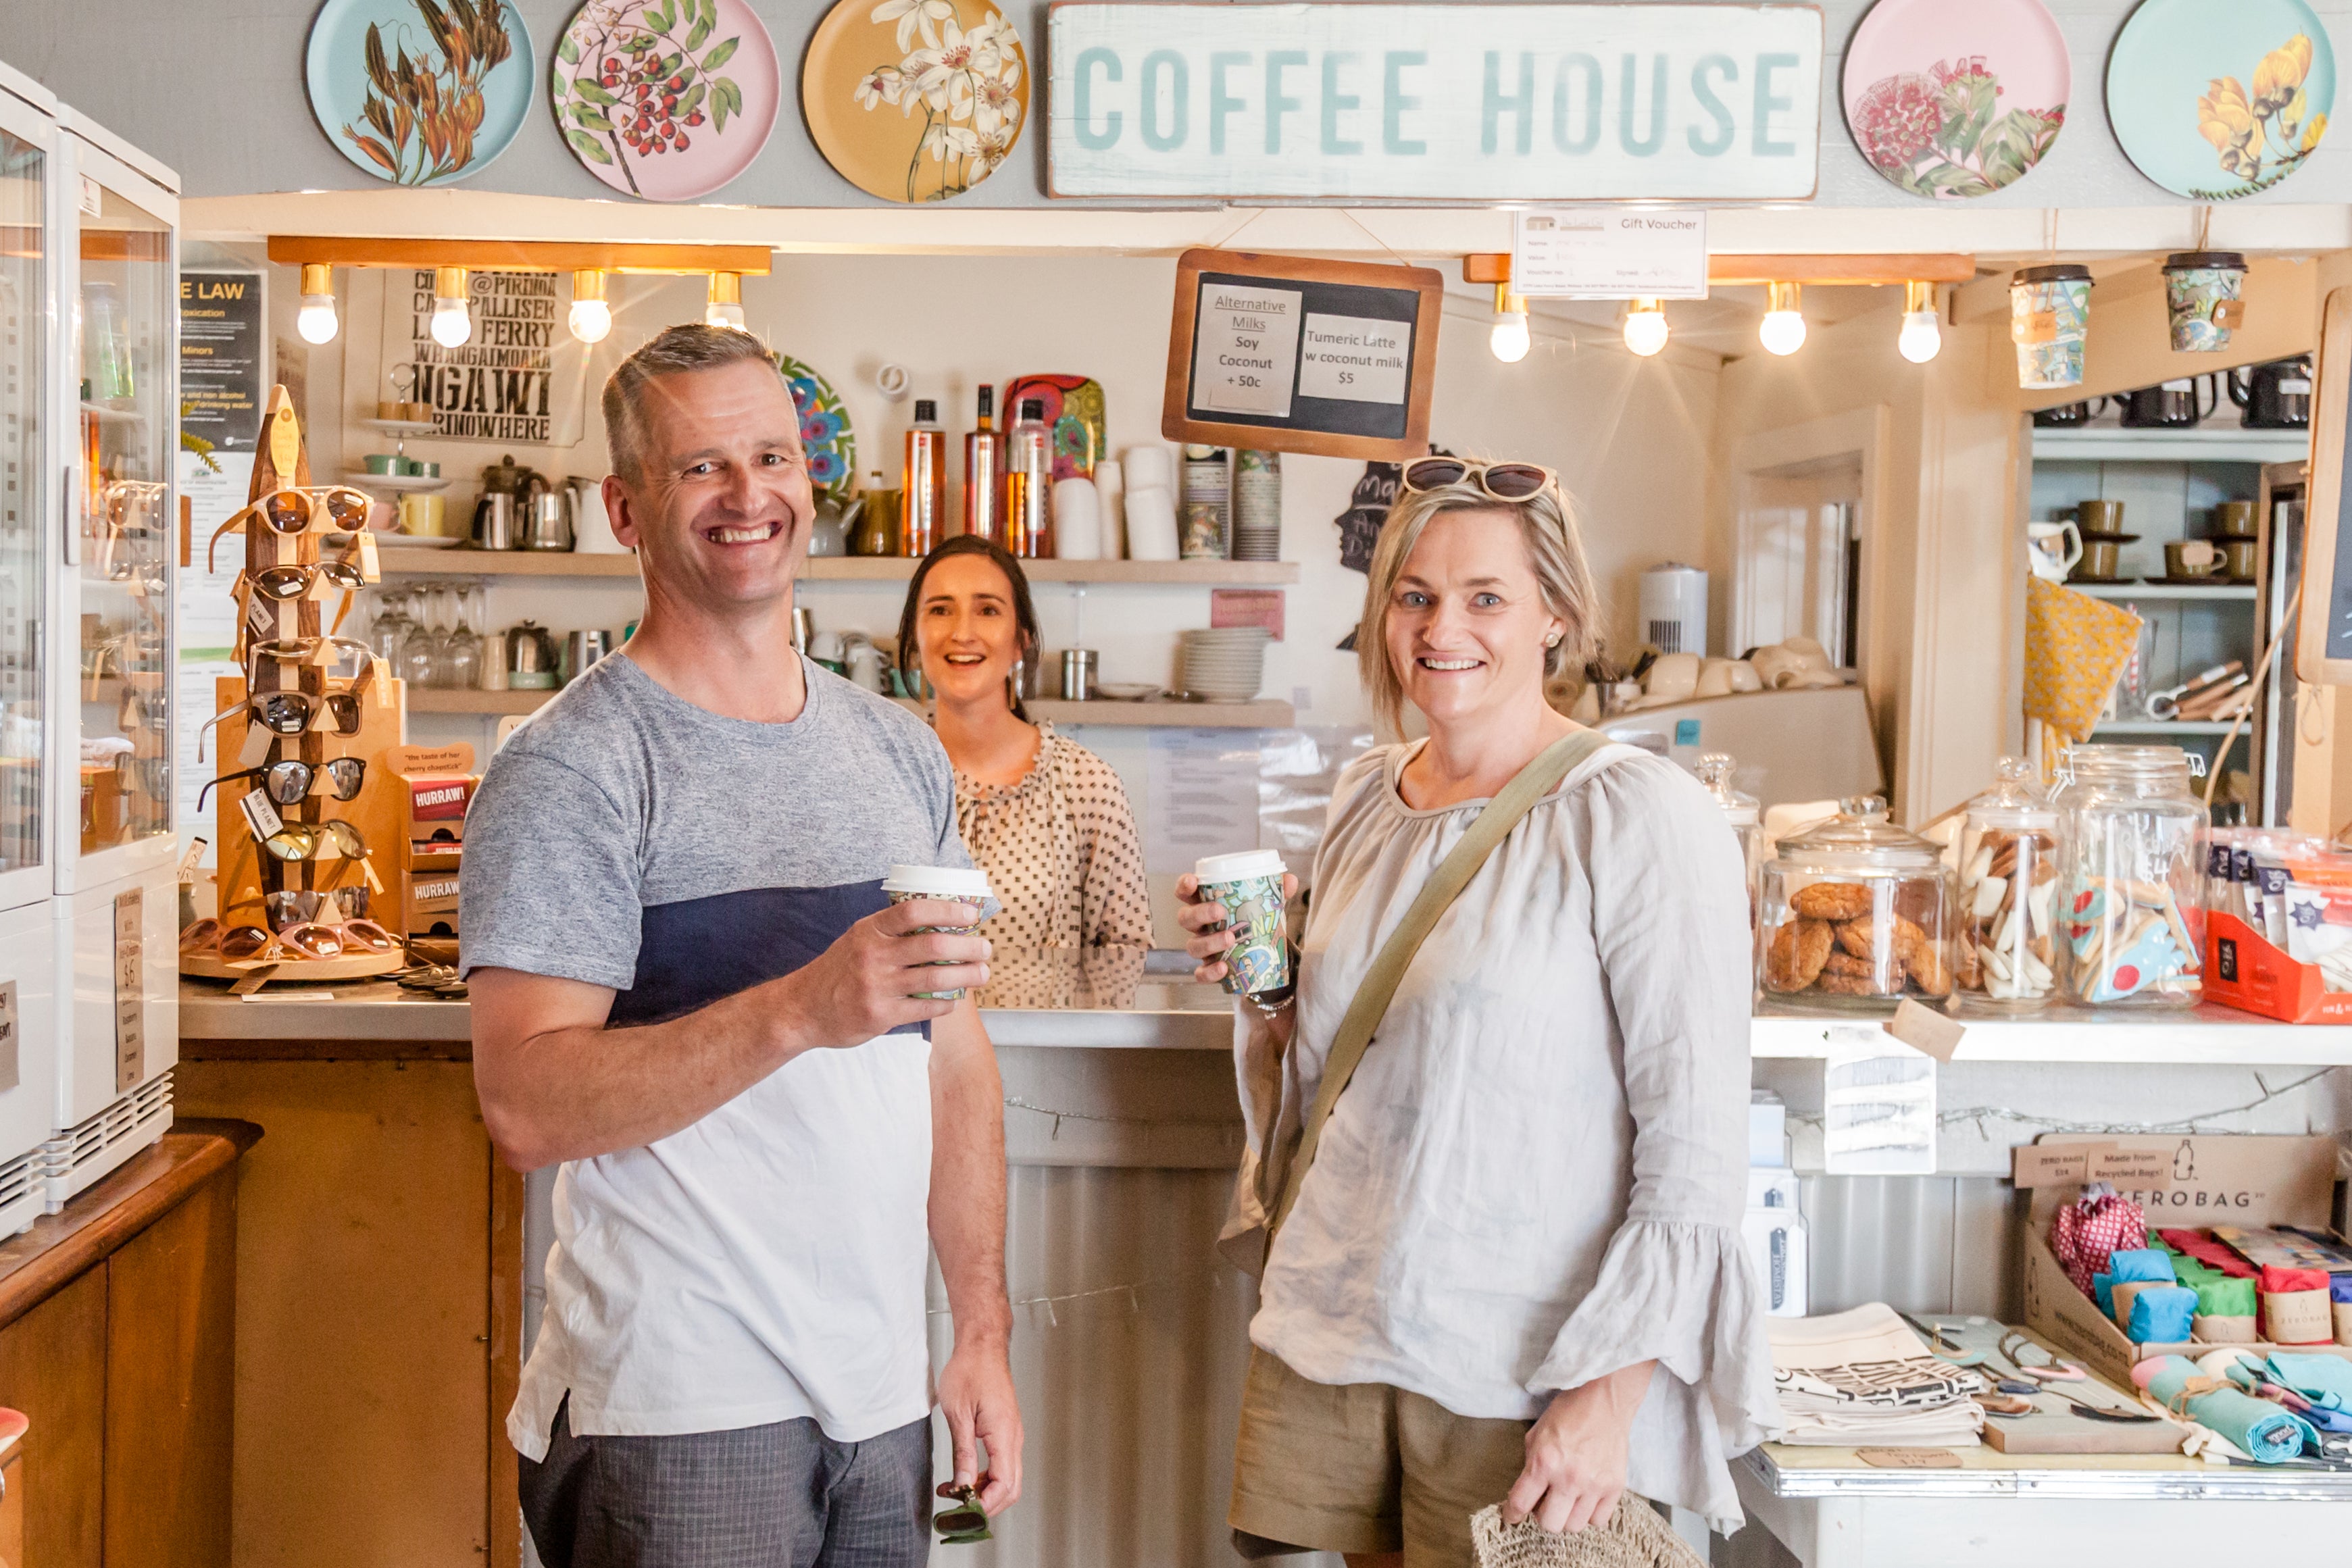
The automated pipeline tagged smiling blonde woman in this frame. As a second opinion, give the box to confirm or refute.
[1176,464,1774,1568]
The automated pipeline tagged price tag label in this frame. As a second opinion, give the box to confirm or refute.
[176,838,209,884]
[237,722,274,769]
[238,788,284,842]
[353,530,380,582]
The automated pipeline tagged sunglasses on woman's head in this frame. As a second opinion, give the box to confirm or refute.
[1399,459,1556,502]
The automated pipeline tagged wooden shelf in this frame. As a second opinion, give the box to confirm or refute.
[344,472,450,494]
[2074,581,2256,601]
[374,549,1297,586]
[2032,428,2309,463]
[2091,719,2249,736]
[409,689,1294,727]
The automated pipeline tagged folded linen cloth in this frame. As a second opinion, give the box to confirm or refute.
[1768,1305,1987,1448]
[2138,1355,2318,1462]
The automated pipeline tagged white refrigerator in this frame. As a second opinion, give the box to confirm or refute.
[0,61,181,1225]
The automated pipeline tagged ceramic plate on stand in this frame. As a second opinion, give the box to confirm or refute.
[2107,0,2335,199]
[777,355,857,499]
[801,0,1028,203]
[1842,0,2071,199]
[548,0,780,201]
[306,0,534,185]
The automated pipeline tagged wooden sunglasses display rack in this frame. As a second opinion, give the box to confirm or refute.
[182,386,408,984]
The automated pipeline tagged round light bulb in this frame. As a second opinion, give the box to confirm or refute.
[430,296,473,347]
[1759,309,1807,357]
[568,297,613,344]
[705,299,748,332]
[1622,301,1669,358]
[297,295,339,345]
[1898,308,1942,364]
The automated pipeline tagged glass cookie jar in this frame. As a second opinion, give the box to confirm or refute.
[1952,759,2061,1011]
[1697,752,1762,928]
[1758,797,1955,1009]
[2051,745,2207,1007]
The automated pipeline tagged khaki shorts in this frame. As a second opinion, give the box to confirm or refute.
[1228,1348,1531,1567]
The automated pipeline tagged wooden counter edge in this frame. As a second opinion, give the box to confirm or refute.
[180,1037,475,1061]
[0,1120,264,1334]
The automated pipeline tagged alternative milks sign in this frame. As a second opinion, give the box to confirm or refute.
[1047,2,1823,201]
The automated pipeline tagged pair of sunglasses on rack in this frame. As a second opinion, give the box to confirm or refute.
[1398,458,1557,502]
[200,690,364,749]
[259,819,368,863]
[244,559,370,602]
[203,488,374,572]
[197,756,366,811]
[182,912,399,964]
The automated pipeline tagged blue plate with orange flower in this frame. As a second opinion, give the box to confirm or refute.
[776,354,856,498]
[2107,0,2334,200]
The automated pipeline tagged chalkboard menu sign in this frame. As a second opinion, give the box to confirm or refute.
[2298,287,2352,684]
[1162,249,1441,461]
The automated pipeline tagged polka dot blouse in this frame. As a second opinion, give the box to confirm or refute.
[953,722,1153,951]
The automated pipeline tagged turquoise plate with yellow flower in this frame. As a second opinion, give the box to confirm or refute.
[775,354,856,499]
[2107,0,2333,199]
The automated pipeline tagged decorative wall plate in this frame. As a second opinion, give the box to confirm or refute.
[2107,0,2334,199]
[1001,375,1105,482]
[778,355,857,498]
[1841,0,2070,199]
[801,0,1028,203]
[549,0,780,201]
[306,0,533,185]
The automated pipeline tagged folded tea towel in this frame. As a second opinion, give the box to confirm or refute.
[2110,1248,2177,1284]
[2138,1355,2318,1463]
[2126,1286,2198,1344]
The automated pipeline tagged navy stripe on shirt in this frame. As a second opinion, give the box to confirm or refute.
[611,879,925,1036]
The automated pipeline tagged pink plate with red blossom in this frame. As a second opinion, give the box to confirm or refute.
[1841,0,2070,199]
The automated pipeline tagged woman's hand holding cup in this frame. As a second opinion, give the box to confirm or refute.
[1176,868,1298,987]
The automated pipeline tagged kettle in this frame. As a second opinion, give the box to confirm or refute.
[2120,375,2220,429]
[506,621,560,690]
[2228,357,2313,429]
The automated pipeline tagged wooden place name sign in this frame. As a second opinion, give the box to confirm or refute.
[1163,248,1441,461]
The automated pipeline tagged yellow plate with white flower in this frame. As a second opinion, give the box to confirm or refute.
[801,0,1028,203]
[2106,0,2333,200]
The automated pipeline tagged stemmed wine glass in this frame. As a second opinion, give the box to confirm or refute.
[400,584,445,689]
[447,582,484,691]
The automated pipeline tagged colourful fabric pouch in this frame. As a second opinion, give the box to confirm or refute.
[2110,1248,2176,1284]
[2161,1228,2258,1279]
[2141,1356,2318,1462]
[2260,1266,2336,1345]
[2333,1275,2352,1305]
[2095,1272,2117,1317]
[2126,1286,2197,1344]
[2197,1277,2257,1317]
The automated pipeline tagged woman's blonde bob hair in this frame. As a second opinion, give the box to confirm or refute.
[1355,478,1600,735]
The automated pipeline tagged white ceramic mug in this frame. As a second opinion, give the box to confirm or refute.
[2026,520,2082,583]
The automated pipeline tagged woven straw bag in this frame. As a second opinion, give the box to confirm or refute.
[1470,1497,1704,1568]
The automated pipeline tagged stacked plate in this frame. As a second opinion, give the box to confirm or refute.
[1178,628,1271,701]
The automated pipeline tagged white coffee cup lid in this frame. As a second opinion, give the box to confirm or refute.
[882,864,994,899]
[1196,849,1287,884]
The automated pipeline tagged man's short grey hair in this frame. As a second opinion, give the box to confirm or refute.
[602,324,789,483]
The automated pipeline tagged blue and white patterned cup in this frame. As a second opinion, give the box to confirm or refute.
[1197,850,1291,997]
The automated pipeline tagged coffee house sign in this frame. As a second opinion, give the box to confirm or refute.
[1046,3,1824,201]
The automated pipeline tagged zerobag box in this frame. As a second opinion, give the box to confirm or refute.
[2018,1132,2352,1389]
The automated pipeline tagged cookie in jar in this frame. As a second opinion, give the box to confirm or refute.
[1952,759,2061,1009]
[1758,797,1954,1008]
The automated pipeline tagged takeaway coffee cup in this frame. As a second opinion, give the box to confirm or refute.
[882,864,993,1000]
[1195,849,1291,996]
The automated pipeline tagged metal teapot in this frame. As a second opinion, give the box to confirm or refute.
[506,620,560,690]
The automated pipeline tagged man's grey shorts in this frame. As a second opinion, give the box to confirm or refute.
[520,1397,932,1568]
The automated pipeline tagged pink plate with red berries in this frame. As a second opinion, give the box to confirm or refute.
[549,0,780,201]
[1841,0,2071,199]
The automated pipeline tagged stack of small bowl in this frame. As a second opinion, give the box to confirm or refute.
[1178,628,1271,701]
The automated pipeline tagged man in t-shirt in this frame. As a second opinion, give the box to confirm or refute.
[461,323,1021,1567]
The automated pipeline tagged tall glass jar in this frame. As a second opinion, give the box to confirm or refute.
[1758,796,1954,1009]
[1697,752,1762,928]
[2052,746,2207,1007]
[1953,759,2059,1011]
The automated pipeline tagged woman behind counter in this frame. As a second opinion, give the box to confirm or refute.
[899,534,1152,952]
[1177,462,1774,1567]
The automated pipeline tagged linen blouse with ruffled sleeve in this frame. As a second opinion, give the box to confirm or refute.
[1227,738,1778,1532]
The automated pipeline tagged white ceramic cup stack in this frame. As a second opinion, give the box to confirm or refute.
[1053,476,1101,559]
[1122,445,1178,561]
[1093,459,1126,558]
[1178,627,1272,701]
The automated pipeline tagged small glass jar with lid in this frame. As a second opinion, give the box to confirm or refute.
[2051,744,2207,1007]
[1758,796,1955,1007]
[1696,752,1763,928]
[1953,759,2060,1010]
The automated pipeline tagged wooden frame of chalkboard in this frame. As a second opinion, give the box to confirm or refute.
[2297,286,2352,685]
[1162,248,1441,461]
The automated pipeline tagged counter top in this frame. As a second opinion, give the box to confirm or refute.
[1751,1000,2352,1065]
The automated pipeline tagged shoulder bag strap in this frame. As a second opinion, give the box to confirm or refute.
[1268,727,1613,1238]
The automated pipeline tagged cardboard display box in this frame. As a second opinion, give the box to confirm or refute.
[390,744,474,938]
[2018,1133,2352,1389]
[2205,911,2352,1024]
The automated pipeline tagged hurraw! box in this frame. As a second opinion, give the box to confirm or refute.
[2018,1132,2352,1389]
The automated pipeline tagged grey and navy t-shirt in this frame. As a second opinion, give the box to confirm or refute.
[459,651,976,1457]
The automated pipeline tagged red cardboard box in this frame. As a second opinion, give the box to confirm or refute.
[2204,910,2352,1023]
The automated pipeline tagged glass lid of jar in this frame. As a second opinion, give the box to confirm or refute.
[1773,795,1945,870]
[1966,757,2058,830]
[1696,751,1759,827]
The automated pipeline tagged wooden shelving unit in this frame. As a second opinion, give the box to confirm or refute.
[375,547,1299,586]
[2031,428,2310,464]
[2074,581,2256,602]
[407,688,1294,728]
